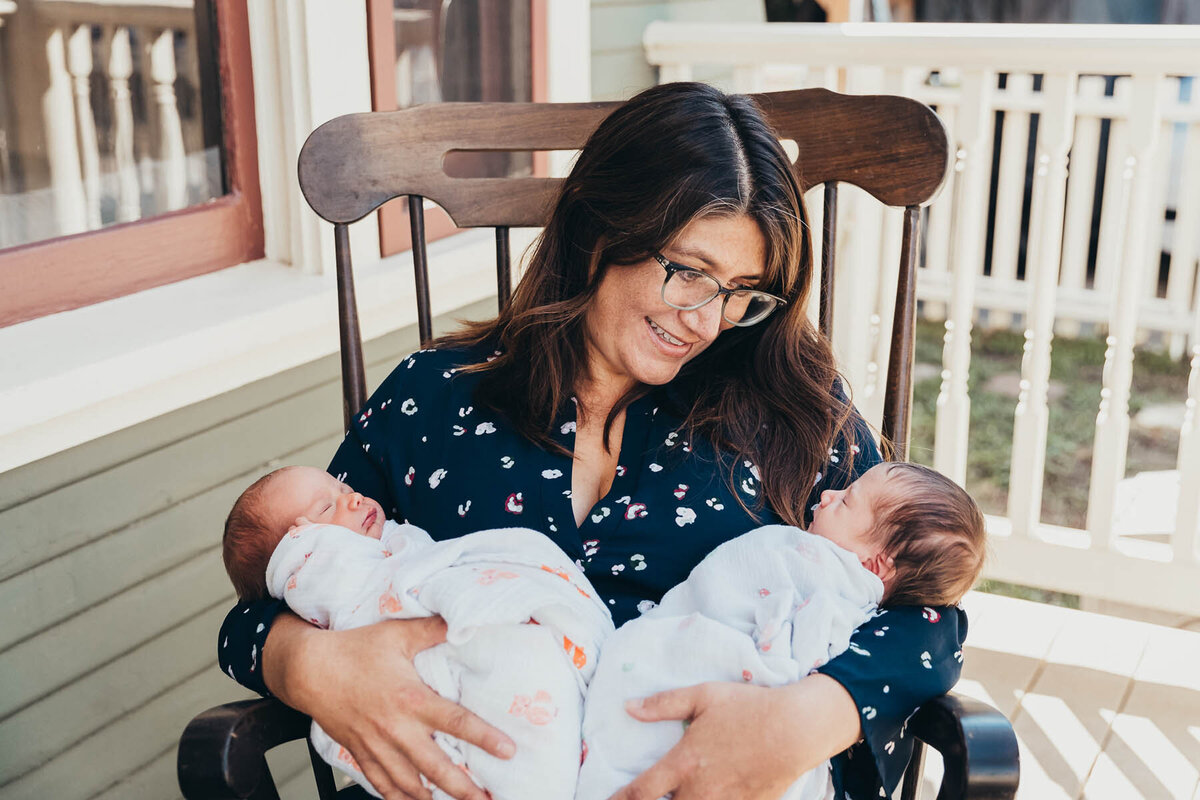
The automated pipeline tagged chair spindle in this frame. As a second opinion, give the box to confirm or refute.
[819,181,838,339]
[899,739,927,800]
[334,222,367,429]
[496,226,512,309]
[306,740,339,800]
[408,195,434,346]
[882,205,921,460]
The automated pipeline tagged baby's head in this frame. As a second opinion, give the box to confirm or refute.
[222,466,386,601]
[809,462,986,606]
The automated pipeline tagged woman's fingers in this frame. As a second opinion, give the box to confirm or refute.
[406,736,491,800]
[424,691,517,760]
[394,615,450,658]
[357,745,432,800]
[606,751,684,800]
[625,683,705,722]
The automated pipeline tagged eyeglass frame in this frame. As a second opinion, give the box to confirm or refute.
[651,252,787,327]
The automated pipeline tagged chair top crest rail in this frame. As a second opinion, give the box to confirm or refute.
[297,88,950,227]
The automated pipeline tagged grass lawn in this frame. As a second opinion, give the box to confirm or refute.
[905,317,1192,606]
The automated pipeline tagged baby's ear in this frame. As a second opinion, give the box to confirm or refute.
[288,516,313,533]
[862,553,896,584]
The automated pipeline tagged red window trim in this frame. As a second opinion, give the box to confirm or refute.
[0,0,263,328]
[365,0,548,258]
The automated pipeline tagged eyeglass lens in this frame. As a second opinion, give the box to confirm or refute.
[663,269,776,325]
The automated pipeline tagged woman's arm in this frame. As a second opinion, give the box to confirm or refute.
[608,674,859,800]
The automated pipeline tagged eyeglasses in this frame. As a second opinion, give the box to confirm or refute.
[652,253,787,327]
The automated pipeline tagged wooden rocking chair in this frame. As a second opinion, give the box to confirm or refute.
[178,88,1020,800]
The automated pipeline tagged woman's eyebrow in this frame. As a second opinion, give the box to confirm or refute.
[669,246,762,284]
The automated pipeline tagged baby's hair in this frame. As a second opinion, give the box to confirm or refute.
[872,462,986,606]
[222,466,297,602]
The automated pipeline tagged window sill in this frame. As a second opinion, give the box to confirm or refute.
[0,228,530,474]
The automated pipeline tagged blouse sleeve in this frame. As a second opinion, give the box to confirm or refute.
[819,605,965,798]
[216,350,437,696]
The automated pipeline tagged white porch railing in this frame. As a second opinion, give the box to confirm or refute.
[0,0,212,250]
[645,22,1200,617]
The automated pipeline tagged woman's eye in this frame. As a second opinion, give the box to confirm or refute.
[677,269,704,283]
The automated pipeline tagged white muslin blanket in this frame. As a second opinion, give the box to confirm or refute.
[266,520,614,800]
[577,525,883,800]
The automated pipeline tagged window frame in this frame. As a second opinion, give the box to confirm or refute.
[0,0,262,328]
[365,0,548,257]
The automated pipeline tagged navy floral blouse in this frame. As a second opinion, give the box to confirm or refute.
[218,345,965,799]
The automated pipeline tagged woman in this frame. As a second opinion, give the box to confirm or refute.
[219,82,963,800]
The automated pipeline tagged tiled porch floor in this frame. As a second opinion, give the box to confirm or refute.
[924,591,1200,799]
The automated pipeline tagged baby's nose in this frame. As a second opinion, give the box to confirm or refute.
[819,490,835,506]
[344,493,363,509]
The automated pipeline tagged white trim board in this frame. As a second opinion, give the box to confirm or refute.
[0,228,539,474]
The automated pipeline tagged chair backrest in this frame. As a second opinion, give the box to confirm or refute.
[297,88,950,457]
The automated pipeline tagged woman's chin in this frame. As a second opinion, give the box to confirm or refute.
[631,360,685,387]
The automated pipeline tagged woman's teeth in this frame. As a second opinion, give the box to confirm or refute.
[649,319,685,346]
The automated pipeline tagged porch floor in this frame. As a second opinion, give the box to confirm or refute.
[932,591,1200,799]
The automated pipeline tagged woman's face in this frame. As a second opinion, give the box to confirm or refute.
[583,213,768,395]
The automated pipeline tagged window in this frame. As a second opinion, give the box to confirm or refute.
[0,0,261,327]
[366,0,545,256]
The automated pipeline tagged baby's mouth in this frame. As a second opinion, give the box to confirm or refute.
[363,508,378,531]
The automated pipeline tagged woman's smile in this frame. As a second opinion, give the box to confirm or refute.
[584,213,767,393]
[646,317,689,350]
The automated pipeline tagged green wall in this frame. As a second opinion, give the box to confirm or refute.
[590,0,766,100]
[0,300,494,800]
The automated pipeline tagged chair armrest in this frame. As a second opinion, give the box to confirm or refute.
[178,697,312,800]
[908,692,1020,800]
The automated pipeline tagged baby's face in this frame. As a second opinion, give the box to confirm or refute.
[809,462,893,566]
[263,466,386,539]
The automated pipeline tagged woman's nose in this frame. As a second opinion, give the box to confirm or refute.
[819,490,835,507]
[679,297,725,341]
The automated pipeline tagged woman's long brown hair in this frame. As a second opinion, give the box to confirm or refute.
[436,82,861,527]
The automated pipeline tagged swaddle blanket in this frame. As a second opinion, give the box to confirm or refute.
[577,525,883,800]
[267,520,614,800]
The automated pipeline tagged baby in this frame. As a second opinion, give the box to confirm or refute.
[222,466,615,800]
[577,461,986,800]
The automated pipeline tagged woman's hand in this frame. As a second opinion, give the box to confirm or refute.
[607,675,860,800]
[263,613,515,800]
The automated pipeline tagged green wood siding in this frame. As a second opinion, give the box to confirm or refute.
[0,300,492,800]
[590,0,765,100]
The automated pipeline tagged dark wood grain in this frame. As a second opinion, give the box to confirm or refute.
[882,205,922,458]
[409,196,434,345]
[819,181,838,339]
[334,223,366,430]
[496,226,513,309]
[296,89,949,228]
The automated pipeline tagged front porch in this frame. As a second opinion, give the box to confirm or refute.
[945,591,1200,799]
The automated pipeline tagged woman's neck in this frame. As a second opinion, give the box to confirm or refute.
[574,374,636,426]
